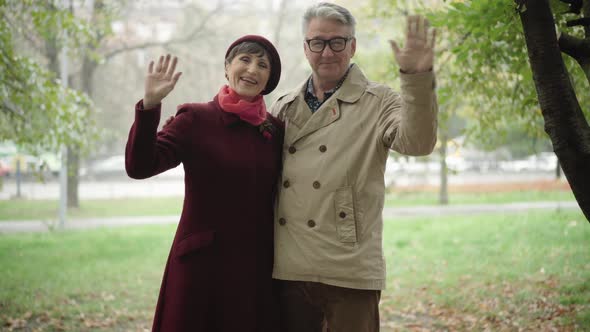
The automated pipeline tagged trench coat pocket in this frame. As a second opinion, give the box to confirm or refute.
[174,231,214,258]
[334,187,357,243]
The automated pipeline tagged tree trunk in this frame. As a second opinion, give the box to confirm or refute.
[439,133,449,205]
[67,146,79,207]
[272,0,288,47]
[67,0,103,208]
[518,0,590,222]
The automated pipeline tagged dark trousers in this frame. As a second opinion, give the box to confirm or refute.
[277,280,381,332]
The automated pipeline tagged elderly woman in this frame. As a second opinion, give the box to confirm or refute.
[125,35,283,332]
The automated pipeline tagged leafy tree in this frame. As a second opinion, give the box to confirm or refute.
[369,0,590,220]
[515,0,590,221]
[361,0,469,204]
[429,0,590,220]
[0,0,98,165]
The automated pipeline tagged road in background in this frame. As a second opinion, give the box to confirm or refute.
[0,170,565,200]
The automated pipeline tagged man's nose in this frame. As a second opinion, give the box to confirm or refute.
[321,45,334,56]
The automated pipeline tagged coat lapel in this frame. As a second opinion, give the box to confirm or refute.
[287,64,370,145]
[291,98,341,143]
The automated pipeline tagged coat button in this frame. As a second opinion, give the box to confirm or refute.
[313,181,321,189]
[279,218,286,225]
[283,180,290,188]
[319,145,327,153]
[288,146,296,154]
[339,211,347,218]
[307,220,316,228]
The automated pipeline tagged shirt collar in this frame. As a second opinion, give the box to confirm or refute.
[306,64,353,98]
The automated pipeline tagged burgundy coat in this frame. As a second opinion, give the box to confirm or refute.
[125,97,283,332]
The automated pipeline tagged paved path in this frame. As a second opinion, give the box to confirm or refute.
[0,201,581,234]
[382,201,580,217]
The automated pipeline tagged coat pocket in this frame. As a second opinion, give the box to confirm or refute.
[174,230,214,258]
[334,187,357,243]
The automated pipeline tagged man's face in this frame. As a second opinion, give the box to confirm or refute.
[304,18,356,84]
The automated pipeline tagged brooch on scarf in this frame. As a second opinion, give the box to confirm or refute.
[258,119,276,140]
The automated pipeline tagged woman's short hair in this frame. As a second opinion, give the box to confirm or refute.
[302,2,356,37]
[225,42,267,65]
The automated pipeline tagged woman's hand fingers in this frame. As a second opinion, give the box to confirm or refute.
[167,56,178,79]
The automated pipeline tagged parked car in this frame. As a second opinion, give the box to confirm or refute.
[81,155,126,179]
[499,153,558,172]
[0,159,11,177]
[81,155,184,180]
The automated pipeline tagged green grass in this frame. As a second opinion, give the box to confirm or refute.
[0,225,175,331]
[0,190,577,221]
[1,210,588,331]
[385,190,575,206]
[381,210,590,331]
[0,197,183,221]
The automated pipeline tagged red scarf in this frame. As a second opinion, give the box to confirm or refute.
[217,85,267,126]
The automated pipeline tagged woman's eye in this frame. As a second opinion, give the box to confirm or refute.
[240,57,250,63]
[259,62,268,69]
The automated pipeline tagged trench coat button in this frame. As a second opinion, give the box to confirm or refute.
[288,146,297,154]
[339,211,347,219]
[283,180,290,188]
[307,220,316,228]
[313,181,321,189]
[319,145,327,153]
[279,218,286,225]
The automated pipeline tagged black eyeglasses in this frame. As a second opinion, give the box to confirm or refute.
[305,37,353,53]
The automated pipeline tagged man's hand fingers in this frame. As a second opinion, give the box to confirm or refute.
[429,27,437,49]
[407,15,418,39]
[389,40,401,55]
[148,61,154,74]
[417,16,426,39]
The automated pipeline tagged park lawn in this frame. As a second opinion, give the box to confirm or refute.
[0,190,577,221]
[0,197,184,221]
[381,209,590,331]
[1,211,588,331]
[385,189,576,206]
[0,225,175,331]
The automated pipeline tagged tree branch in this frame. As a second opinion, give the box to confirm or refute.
[559,0,583,14]
[565,17,590,27]
[1,100,26,120]
[559,32,589,59]
[103,1,228,60]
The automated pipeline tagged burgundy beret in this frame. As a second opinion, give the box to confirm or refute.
[225,35,281,95]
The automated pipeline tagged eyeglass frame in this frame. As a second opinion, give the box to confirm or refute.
[304,37,354,53]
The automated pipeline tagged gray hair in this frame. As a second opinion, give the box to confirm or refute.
[302,2,356,37]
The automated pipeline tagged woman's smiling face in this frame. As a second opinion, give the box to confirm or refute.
[225,52,271,101]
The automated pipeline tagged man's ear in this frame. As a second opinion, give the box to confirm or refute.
[351,38,357,57]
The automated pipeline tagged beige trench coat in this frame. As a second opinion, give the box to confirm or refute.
[270,64,438,290]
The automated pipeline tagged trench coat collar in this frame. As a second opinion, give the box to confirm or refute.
[278,63,371,107]
[333,64,370,104]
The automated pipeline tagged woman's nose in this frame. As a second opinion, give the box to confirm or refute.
[247,63,257,73]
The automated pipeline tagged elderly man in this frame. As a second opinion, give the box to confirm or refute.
[270,2,437,331]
